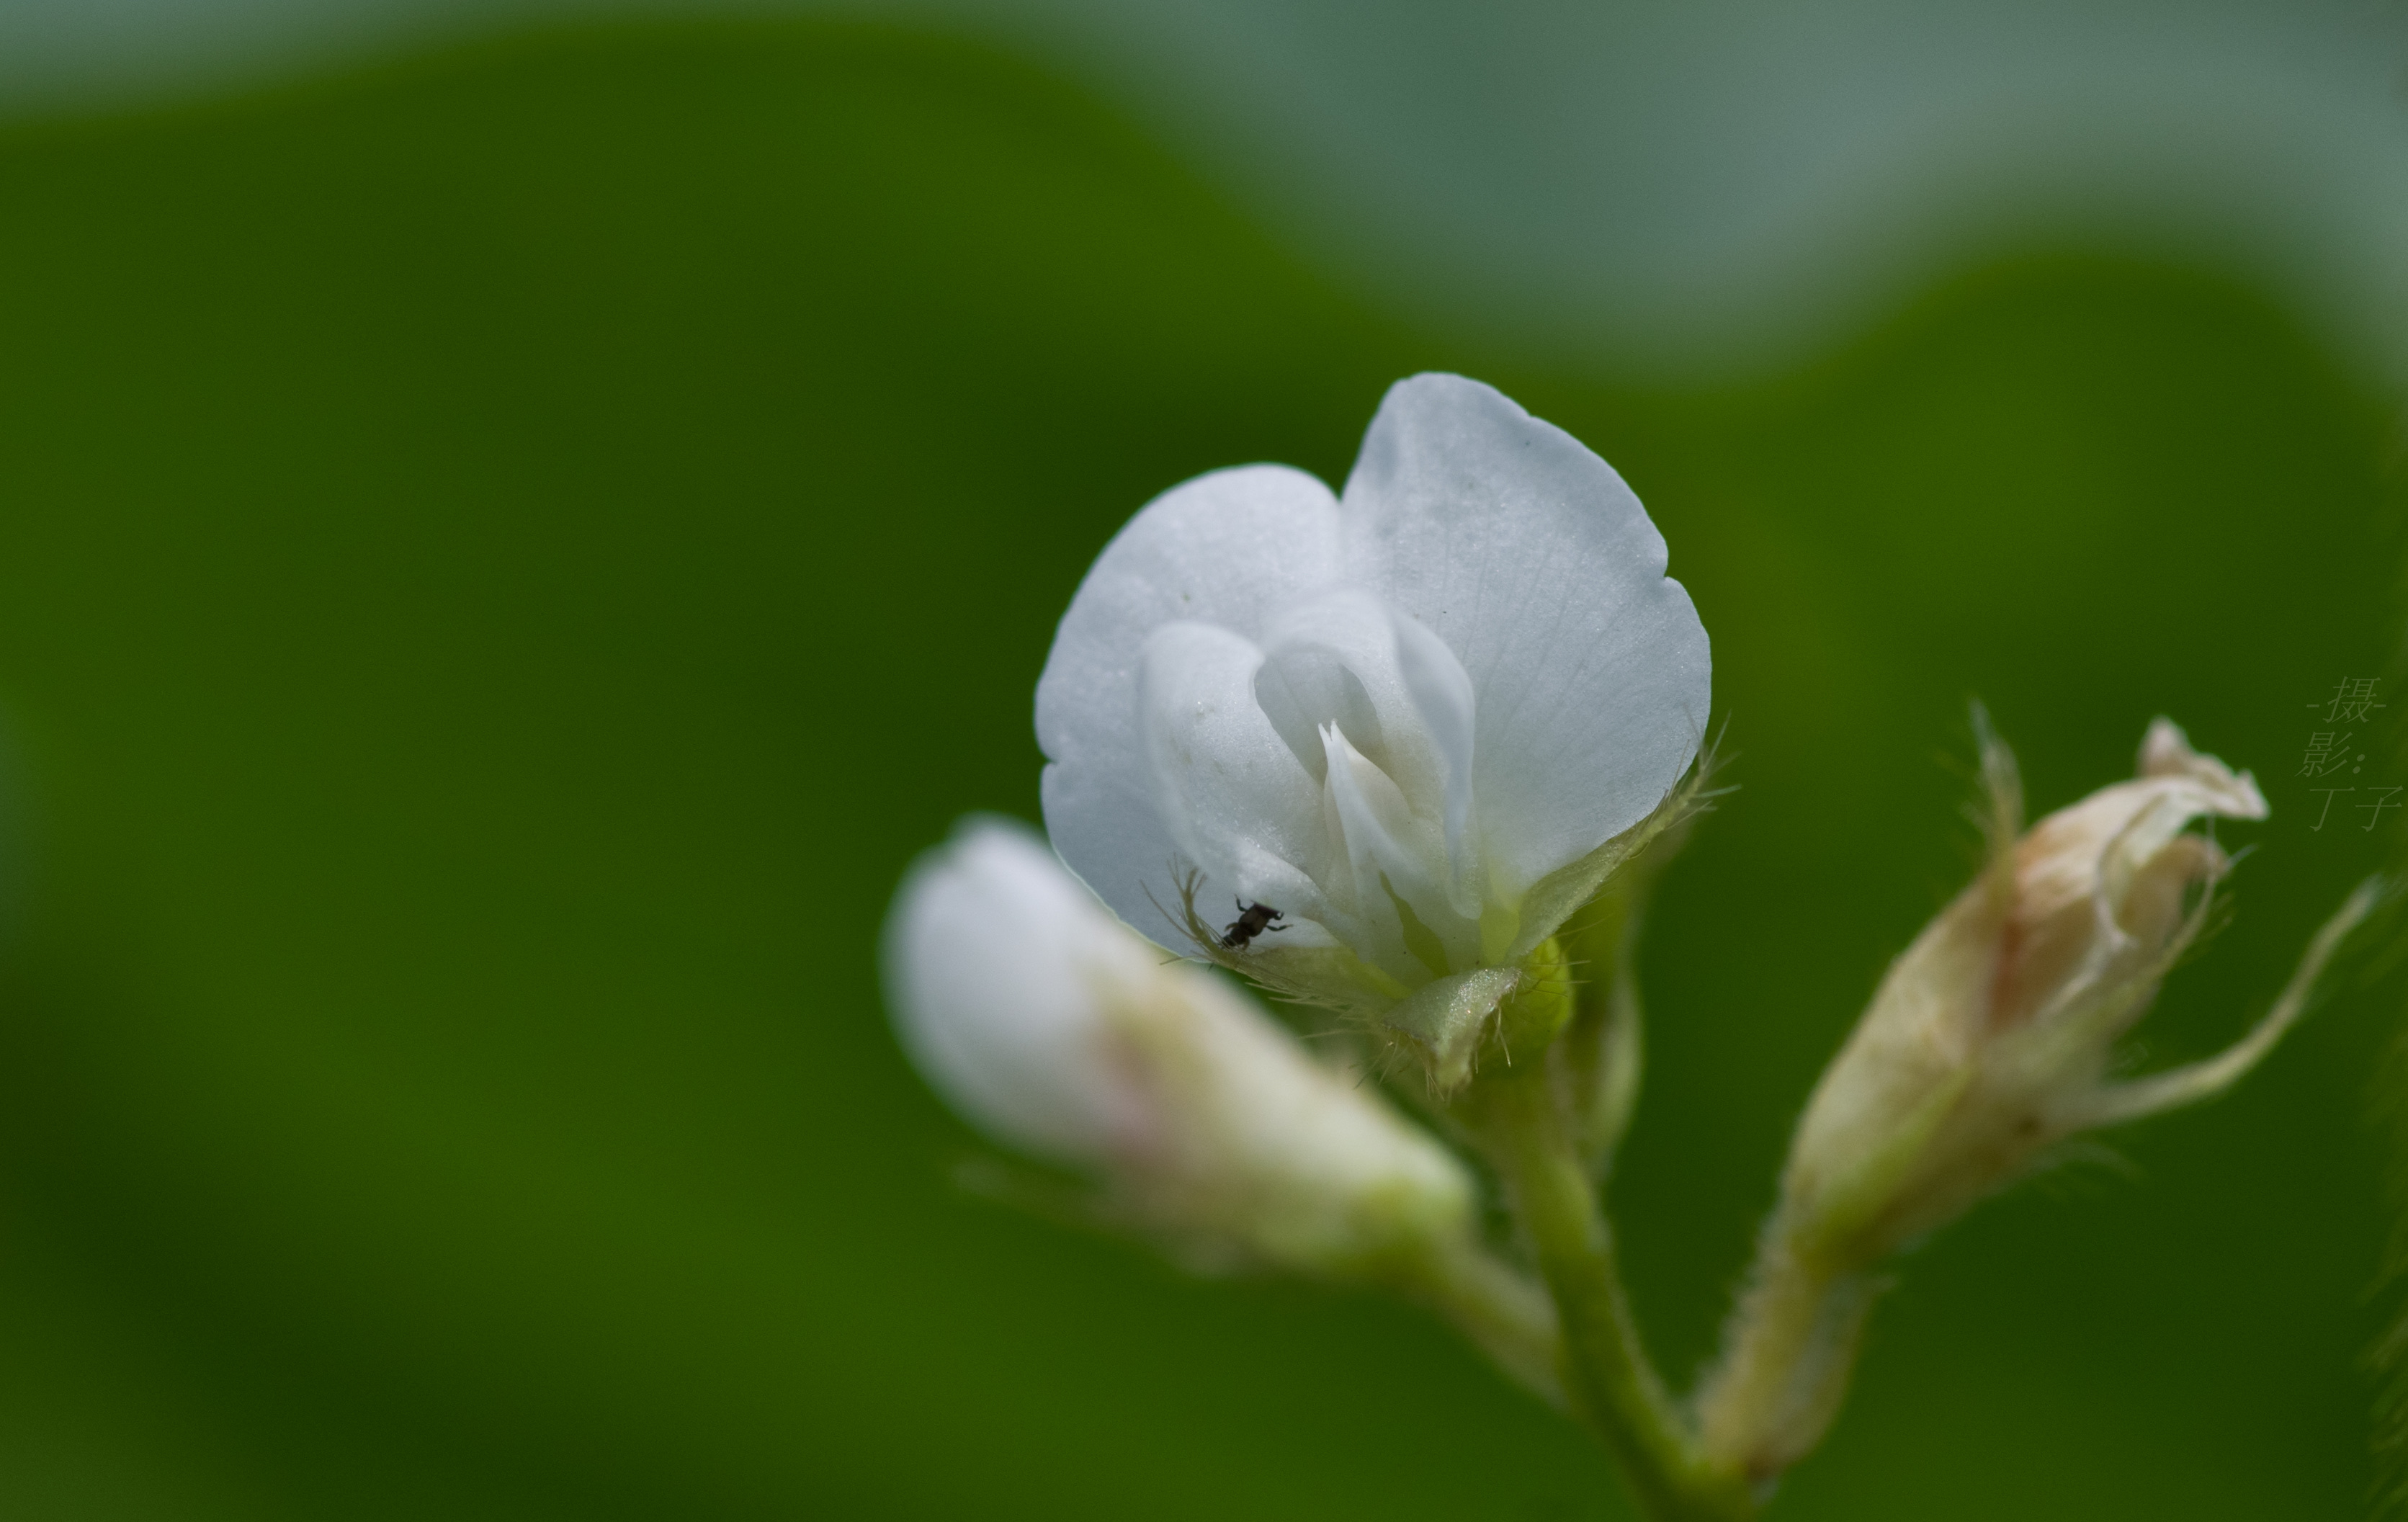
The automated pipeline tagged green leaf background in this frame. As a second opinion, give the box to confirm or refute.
[0,19,2394,1518]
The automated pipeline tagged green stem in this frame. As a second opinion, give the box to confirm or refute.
[1407,1234,1567,1410]
[1467,1067,1756,1522]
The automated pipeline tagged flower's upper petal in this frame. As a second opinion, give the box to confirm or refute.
[1137,620,1336,935]
[1339,374,1710,900]
[882,817,1157,1164]
[1038,465,1343,946]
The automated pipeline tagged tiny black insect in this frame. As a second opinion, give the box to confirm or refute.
[1219,898,1287,951]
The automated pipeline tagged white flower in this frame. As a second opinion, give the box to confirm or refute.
[882,815,1479,1276]
[1035,374,1710,1036]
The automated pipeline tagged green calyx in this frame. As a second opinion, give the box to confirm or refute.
[1381,939,1577,1096]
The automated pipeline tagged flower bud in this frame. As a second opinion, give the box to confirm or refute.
[883,815,1480,1278]
[1696,717,2377,1482]
[1776,717,2305,1268]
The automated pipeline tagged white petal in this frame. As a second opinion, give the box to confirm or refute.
[881,818,1155,1164]
[1321,724,1472,979]
[1340,374,1710,899]
[1389,608,1480,896]
[1137,620,1334,931]
[1254,588,1461,790]
[1038,465,1343,946]
[1252,593,1393,784]
[1256,587,1480,915]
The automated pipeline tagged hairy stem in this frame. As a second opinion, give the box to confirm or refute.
[1693,1226,1878,1485]
[1409,1234,1568,1410]
[1464,1065,1755,1522]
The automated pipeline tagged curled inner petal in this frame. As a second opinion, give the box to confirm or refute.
[1137,621,1332,929]
[1321,724,1472,978]
[1139,586,1491,988]
[1392,609,1480,911]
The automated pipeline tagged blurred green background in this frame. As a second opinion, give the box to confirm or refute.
[0,14,2399,1520]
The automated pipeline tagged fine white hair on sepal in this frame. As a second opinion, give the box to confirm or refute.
[1036,374,1709,1008]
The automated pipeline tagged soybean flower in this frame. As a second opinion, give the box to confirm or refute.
[1036,374,1709,1084]
[878,372,2378,1521]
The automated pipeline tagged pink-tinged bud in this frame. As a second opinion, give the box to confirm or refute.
[1781,717,2283,1268]
[1698,718,2376,1482]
